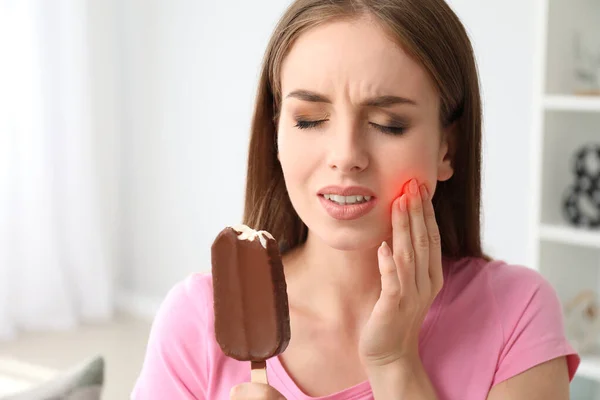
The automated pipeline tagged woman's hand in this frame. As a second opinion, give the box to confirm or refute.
[358,178,444,369]
[230,383,286,400]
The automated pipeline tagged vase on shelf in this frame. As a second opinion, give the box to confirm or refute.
[573,31,600,96]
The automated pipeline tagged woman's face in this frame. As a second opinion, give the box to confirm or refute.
[277,17,454,251]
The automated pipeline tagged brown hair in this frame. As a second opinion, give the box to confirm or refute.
[243,0,490,261]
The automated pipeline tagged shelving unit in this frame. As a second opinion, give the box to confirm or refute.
[539,224,600,249]
[530,0,600,397]
[544,96,600,112]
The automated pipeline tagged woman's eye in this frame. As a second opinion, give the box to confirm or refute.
[294,119,406,135]
[370,122,406,136]
[295,119,326,130]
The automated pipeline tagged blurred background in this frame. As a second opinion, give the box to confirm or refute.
[1,0,599,398]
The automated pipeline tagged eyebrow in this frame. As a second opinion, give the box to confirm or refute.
[285,89,417,107]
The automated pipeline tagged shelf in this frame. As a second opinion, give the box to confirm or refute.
[544,95,600,112]
[539,224,600,249]
[578,355,600,382]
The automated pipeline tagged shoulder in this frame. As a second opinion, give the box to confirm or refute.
[446,256,555,301]
[161,272,213,314]
[132,273,218,398]
[150,273,214,341]
[482,259,558,308]
[443,257,562,329]
[484,259,550,287]
[180,272,214,303]
[446,256,564,335]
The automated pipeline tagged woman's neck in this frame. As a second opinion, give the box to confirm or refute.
[283,232,386,333]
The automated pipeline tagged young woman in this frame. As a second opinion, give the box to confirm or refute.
[132,1,580,399]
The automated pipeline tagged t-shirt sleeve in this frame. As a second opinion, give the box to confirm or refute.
[491,265,580,387]
[131,274,212,399]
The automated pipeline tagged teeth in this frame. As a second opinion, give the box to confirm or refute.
[323,194,372,204]
[333,195,345,204]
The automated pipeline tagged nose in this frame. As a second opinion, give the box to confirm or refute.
[327,124,369,173]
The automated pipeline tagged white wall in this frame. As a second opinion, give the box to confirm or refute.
[115,0,539,312]
[116,0,291,314]
[88,0,121,297]
[446,0,537,265]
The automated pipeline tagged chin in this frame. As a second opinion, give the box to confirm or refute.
[307,218,391,252]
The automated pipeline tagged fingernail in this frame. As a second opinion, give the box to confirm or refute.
[409,179,418,195]
[420,185,429,201]
[399,195,407,212]
[380,241,391,256]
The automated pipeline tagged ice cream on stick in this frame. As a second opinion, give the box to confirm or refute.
[211,224,291,384]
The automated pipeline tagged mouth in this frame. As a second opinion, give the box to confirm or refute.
[316,185,378,220]
[319,193,374,205]
[317,193,378,221]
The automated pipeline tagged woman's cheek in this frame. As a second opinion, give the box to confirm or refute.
[385,162,429,197]
[277,130,305,170]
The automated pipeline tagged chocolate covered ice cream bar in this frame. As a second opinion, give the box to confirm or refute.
[211,224,290,383]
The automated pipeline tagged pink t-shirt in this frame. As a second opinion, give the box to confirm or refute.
[131,257,580,399]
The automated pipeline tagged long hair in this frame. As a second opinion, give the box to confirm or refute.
[243,0,489,260]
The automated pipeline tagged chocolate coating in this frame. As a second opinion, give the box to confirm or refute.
[211,226,291,362]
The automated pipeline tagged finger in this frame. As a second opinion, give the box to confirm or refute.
[407,179,430,296]
[230,383,285,400]
[420,184,443,296]
[392,193,416,297]
[378,241,401,307]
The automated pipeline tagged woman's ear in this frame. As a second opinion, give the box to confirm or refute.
[437,122,457,182]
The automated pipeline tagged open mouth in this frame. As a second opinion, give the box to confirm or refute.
[317,193,377,220]
[320,194,374,205]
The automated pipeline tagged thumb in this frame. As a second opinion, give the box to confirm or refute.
[230,382,286,400]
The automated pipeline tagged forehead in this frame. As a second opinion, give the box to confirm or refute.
[280,17,437,104]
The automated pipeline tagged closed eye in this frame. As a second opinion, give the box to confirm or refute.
[294,120,407,136]
[369,122,406,136]
[295,119,327,129]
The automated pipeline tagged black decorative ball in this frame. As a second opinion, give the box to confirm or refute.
[562,184,600,228]
[592,176,600,208]
[573,144,600,182]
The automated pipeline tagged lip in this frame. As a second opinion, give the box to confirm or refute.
[317,185,377,197]
[318,194,378,221]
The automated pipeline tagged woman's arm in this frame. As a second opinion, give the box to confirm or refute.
[368,355,571,400]
[487,356,570,400]
[366,357,438,400]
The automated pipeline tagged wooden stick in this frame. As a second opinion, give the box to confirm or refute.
[250,361,268,384]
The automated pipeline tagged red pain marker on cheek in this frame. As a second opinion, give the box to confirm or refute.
[402,181,412,195]
[390,179,414,212]
[400,179,416,196]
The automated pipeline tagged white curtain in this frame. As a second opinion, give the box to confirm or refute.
[0,0,113,340]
